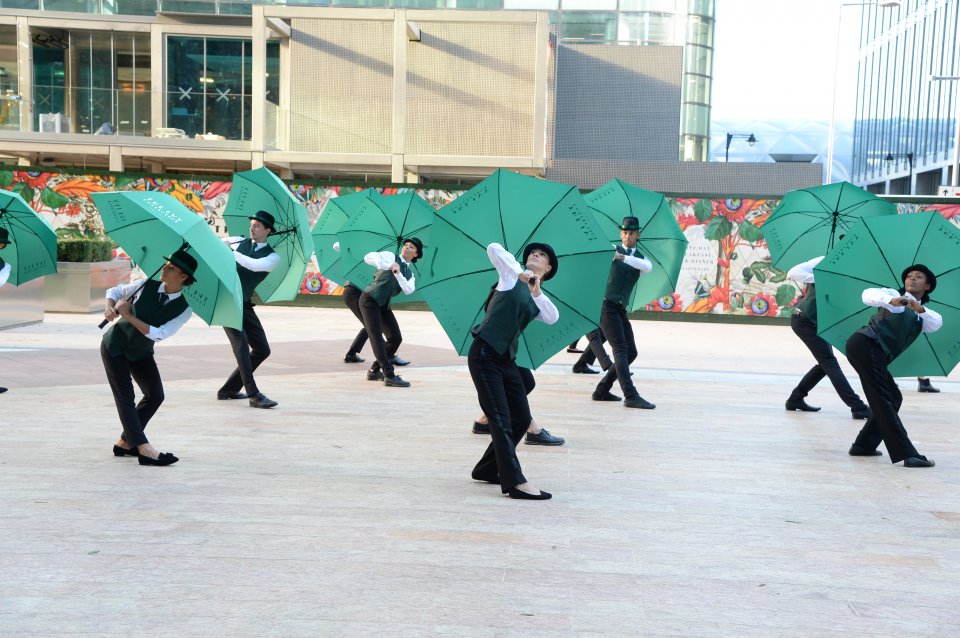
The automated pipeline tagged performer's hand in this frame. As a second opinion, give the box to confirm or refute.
[115,299,133,318]
[614,252,625,261]
[103,303,119,322]
[390,263,400,274]
[904,298,925,313]
[890,296,911,307]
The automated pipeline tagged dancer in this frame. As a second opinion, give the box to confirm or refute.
[572,328,612,374]
[0,227,10,394]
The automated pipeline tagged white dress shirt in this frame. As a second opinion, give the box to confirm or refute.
[364,250,416,294]
[226,236,281,273]
[861,288,943,333]
[619,245,653,273]
[0,261,10,288]
[106,280,193,342]
[787,255,823,284]
[487,243,559,325]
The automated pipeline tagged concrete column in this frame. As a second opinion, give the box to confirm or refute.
[16,18,32,132]
[108,146,123,172]
[252,151,264,170]
[279,166,293,180]
[149,162,164,173]
[532,12,549,170]
[17,156,31,167]
[391,154,404,184]
[392,11,407,176]
[150,24,163,135]
[251,6,267,151]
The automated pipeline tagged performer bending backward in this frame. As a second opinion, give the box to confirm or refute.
[359,238,422,388]
[101,250,197,466]
[846,265,942,468]
[785,256,870,419]
[470,242,559,500]
[0,227,11,394]
[218,210,281,409]
[591,216,655,409]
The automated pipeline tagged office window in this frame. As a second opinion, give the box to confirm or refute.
[559,12,617,40]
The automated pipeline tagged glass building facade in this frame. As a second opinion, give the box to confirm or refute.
[852,0,960,194]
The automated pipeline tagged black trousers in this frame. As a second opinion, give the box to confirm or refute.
[359,293,401,377]
[596,300,639,398]
[575,328,612,370]
[846,332,920,463]
[469,338,530,493]
[101,343,164,447]
[220,302,271,396]
[789,312,865,409]
[343,284,368,356]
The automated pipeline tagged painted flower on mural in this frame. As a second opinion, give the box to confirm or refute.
[300,272,333,295]
[922,203,960,221]
[748,292,778,317]
[645,293,683,313]
[676,212,698,231]
[61,202,83,217]
[167,184,204,212]
[204,180,232,200]
[16,171,51,190]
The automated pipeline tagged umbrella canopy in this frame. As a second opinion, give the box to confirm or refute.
[764,182,897,270]
[336,190,434,299]
[814,211,960,377]
[91,191,244,329]
[310,189,376,284]
[0,190,58,285]
[222,167,314,303]
[418,169,612,370]
[584,179,688,311]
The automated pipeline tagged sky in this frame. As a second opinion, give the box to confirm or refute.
[711,0,870,124]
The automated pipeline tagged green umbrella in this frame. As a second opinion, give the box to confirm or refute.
[222,167,314,303]
[418,169,613,370]
[336,190,434,300]
[764,181,897,270]
[584,179,688,310]
[91,190,244,330]
[0,190,58,285]
[310,189,375,284]
[814,211,960,377]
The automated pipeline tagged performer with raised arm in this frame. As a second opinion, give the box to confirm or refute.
[101,250,196,466]
[0,227,11,394]
[846,265,942,467]
[358,238,422,388]
[217,210,281,409]
[785,255,870,419]
[469,242,559,500]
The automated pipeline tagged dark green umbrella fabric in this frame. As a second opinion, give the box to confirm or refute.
[0,190,58,285]
[764,182,897,270]
[310,189,375,284]
[418,169,612,370]
[814,211,960,377]
[223,167,314,303]
[92,191,244,329]
[336,191,434,301]
[584,179,688,311]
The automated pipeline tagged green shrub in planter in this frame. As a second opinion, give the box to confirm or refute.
[57,237,114,262]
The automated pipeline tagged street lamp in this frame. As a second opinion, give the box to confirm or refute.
[929,74,960,187]
[725,133,757,162]
[825,0,901,184]
[884,152,914,194]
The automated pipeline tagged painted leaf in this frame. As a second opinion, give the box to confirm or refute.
[0,170,13,188]
[775,284,796,308]
[738,220,763,243]
[703,216,732,240]
[693,199,713,222]
[40,187,70,209]
[52,178,107,199]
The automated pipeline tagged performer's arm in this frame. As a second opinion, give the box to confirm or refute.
[862,287,906,312]
[487,243,521,291]
[532,293,559,325]
[620,253,653,273]
[901,297,943,333]
[787,255,823,284]
[333,241,340,252]
[0,262,10,288]
[113,297,192,341]
[391,267,415,295]
[364,250,396,270]
[233,249,280,273]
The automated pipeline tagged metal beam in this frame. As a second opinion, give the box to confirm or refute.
[406,21,421,42]
[266,17,291,39]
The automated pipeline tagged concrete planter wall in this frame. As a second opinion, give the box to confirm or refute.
[44,260,132,313]
[0,277,45,330]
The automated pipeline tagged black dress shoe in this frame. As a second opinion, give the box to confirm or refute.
[524,429,565,445]
[249,393,278,408]
[0,387,7,393]
[217,390,248,400]
[572,363,600,374]
[917,379,940,393]
[138,452,179,466]
[566,347,584,353]
[384,375,411,387]
[592,390,622,402]
[472,420,490,434]
[389,355,410,366]
[785,398,821,412]
[624,395,656,409]
[113,444,139,457]
[903,456,935,467]
[848,444,883,457]
[343,353,365,364]
[508,487,552,500]
[366,369,384,381]
[851,406,871,420]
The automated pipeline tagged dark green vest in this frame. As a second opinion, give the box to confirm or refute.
[237,239,276,302]
[795,283,818,324]
[364,254,411,307]
[471,280,540,359]
[0,256,6,271]
[102,279,189,361]
[858,306,923,360]
[604,246,643,306]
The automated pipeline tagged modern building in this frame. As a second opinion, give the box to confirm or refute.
[851,0,960,195]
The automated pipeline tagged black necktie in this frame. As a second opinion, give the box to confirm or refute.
[159,292,169,306]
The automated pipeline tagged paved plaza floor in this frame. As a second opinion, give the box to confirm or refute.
[1,306,958,637]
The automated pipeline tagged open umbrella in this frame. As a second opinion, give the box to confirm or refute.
[418,169,612,370]
[336,190,434,299]
[222,167,314,303]
[814,211,960,377]
[584,179,688,310]
[764,182,897,270]
[310,189,376,284]
[91,191,244,330]
[0,190,58,285]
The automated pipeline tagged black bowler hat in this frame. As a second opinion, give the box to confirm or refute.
[901,264,936,302]
[248,210,276,232]
[0,227,10,245]
[619,216,640,231]
[523,242,559,281]
[402,237,423,263]
[164,249,198,284]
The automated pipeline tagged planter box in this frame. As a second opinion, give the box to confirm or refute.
[0,276,45,330]
[44,260,132,313]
